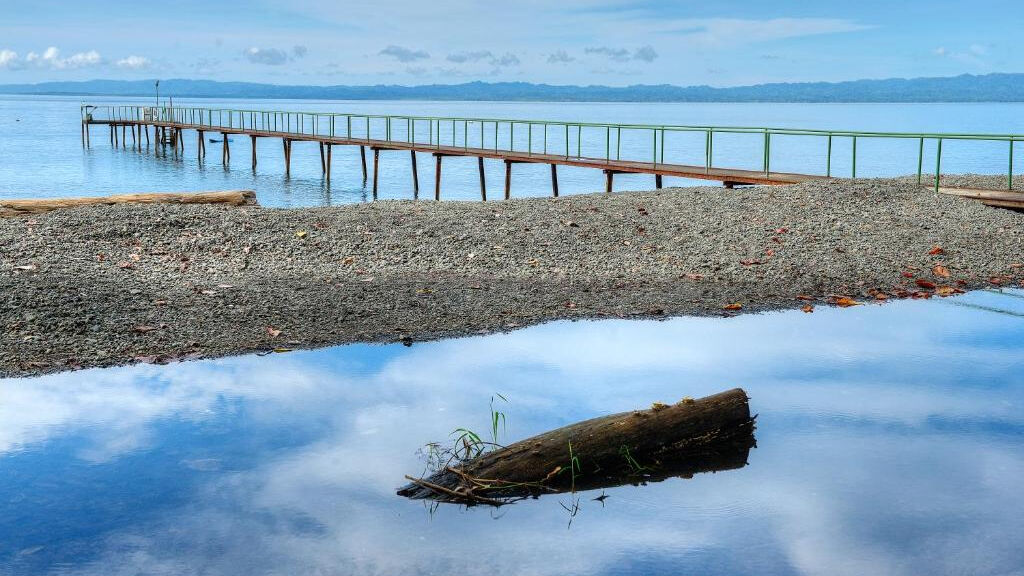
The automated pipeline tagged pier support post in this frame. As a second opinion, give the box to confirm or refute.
[411,151,419,197]
[223,134,231,166]
[360,145,368,182]
[197,130,204,159]
[319,142,325,174]
[372,148,380,198]
[178,129,184,154]
[434,154,443,201]
[121,125,126,149]
[655,174,663,189]
[604,170,614,193]
[282,138,291,175]
[504,160,512,199]
[478,157,487,201]
[251,136,257,169]
[143,125,148,149]
[550,164,559,197]
[326,144,333,181]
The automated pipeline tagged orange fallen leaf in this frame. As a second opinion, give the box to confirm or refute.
[874,293,889,300]
[801,304,814,313]
[740,259,760,266]
[723,302,743,311]
[915,279,937,290]
[834,297,861,307]
[266,326,282,338]
[901,271,915,278]
[928,245,944,255]
[932,265,950,278]
[796,295,815,301]
[936,286,964,297]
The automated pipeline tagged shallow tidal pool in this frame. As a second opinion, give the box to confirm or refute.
[2,289,1023,575]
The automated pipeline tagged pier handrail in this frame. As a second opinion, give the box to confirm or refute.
[83,104,1022,192]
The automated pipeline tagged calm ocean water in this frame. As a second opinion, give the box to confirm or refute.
[2,95,1024,206]
[2,290,1023,574]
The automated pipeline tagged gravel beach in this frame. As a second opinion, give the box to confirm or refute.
[2,177,1023,377]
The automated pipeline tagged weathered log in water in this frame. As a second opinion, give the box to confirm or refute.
[0,190,257,218]
[398,388,755,504]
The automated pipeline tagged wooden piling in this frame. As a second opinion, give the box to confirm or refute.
[550,164,559,197]
[251,135,257,168]
[121,125,126,149]
[360,145,368,182]
[372,148,380,198]
[478,157,487,201]
[326,144,333,181]
[319,142,325,173]
[504,160,512,199]
[143,125,148,149]
[410,150,419,196]
[222,135,229,166]
[434,154,442,201]
[605,170,614,193]
[283,138,290,175]
[656,174,663,189]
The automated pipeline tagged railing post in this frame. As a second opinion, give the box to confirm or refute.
[705,130,711,174]
[935,138,943,193]
[1010,139,1015,190]
[917,137,924,185]
[826,134,831,177]
[851,135,857,179]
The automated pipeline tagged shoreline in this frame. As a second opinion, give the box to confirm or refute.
[2,177,1022,378]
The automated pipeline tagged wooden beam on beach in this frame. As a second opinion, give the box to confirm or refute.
[938,186,1024,210]
[1,190,258,218]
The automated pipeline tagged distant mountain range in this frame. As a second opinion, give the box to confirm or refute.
[2,73,1024,102]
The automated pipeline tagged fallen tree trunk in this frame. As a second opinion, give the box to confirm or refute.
[0,190,257,218]
[399,388,755,504]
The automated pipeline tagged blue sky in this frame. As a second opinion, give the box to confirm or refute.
[0,0,1020,86]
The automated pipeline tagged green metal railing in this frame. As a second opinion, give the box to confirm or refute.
[83,104,1022,192]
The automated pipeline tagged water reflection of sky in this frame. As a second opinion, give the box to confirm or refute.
[2,290,1023,575]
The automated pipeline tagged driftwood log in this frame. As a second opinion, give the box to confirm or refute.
[399,388,755,504]
[0,190,257,218]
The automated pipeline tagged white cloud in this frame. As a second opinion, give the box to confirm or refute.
[0,49,19,69]
[15,46,103,69]
[116,55,150,69]
[446,50,492,63]
[244,47,289,65]
[379,45,430,63]
[664,17,871,46]
[547,50,574,64]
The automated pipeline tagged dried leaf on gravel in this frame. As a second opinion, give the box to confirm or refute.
[295,230,308,239]
[796,295,814,301]
[915,279,937,290]
[932,265,950,278]
[723,302,743,310]
[134,325,158,333]
[266,326,282,337]
[802,304,814,313]
[928,245,944,255]
[834,297,861,307]
[936,286,964,297]
[740,259,760,266]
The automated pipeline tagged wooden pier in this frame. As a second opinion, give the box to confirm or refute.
[81,105,1024,208]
